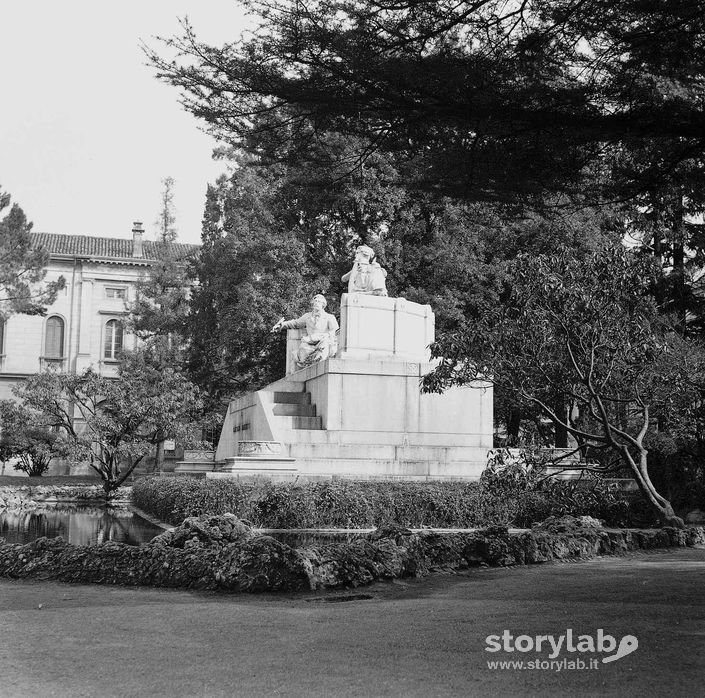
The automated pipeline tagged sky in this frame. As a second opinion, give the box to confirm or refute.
[0,1,251,246]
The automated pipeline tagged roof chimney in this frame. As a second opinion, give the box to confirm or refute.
[132,221,144,258]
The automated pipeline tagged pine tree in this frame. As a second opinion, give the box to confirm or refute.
[0,186,64,318]
[155,176,178,243]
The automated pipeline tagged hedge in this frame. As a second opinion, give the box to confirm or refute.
[131,477,635,529]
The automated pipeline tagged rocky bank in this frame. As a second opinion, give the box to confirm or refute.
[0,514,703,592]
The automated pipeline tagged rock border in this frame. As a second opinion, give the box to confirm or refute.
[0,485,130,508]
[0,515,703,592]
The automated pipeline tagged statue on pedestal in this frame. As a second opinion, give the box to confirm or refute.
[342,245,388,296]
[272,294,339,369]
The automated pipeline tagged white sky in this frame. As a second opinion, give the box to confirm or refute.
[0,1,251,246]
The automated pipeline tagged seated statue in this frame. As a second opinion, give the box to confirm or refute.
[272,294,339,369]
[341,245,388,296]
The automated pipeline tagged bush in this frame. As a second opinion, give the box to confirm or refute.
[643,434,705,514]
[0,400,73,477]
[131,477,254,523]
[479,448,632,527]
[480,447,550,496]
[131,473,633,529]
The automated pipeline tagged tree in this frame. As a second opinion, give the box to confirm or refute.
[127,255,194,363]
[137,175,191,350]
[424,245,705,527]
[187,165,322,402]
[0,400,71,476]
[149,1,705,344]
[129,178,197,469]
[127,256,197,471]
[13,357,206,498]
[155,176,178,243]
[147,2,705,205]
[0,186,64,318]
[187,132,622,408]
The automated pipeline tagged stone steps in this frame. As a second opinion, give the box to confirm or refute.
[287,457,484,479]
[286,442,481,461]
[272,403,317,417]
[271,390,322,430]
[292,416,323,430]
[272,391,311,404]
[277,429,485,447]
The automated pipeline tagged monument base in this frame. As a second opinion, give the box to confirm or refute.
[172,449,216,475]
[216,357,492,481]
[214,295,492,481]
[173,462,215,474]
[206,455,298,482]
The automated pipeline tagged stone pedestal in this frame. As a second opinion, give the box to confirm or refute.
[208,440,297,481]
[173,450,216,475]
[338,294,434,362]
[214,295,492,481]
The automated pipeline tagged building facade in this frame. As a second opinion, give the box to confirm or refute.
[0,223,197,401]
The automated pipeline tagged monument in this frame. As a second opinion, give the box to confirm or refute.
[206,247,493,481]
[272,294,339,370]
[341,244,388,296]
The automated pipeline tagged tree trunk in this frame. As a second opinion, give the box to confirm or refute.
[553,397,568,448]
[507,408,521,445]
[102,476,113,502]
[622,446,685,528]
[671,193,687,334]
[154,440,165,474]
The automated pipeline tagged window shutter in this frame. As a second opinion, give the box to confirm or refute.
[113,321,124,355]
[104,320,124,359]
[45,317,64,358]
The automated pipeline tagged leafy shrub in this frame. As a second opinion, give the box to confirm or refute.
[131,477,255,523]
[0,400,73,477]
[643,434,705,514]
[480,449,633,527]
[132,472,634,529]
[480,447,550,496]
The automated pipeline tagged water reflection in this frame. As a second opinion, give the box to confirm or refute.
[0,505,165,546]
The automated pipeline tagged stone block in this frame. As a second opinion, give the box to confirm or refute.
[338,294,434,361]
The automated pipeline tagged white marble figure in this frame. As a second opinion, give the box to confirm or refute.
[341,245,388,296]
[272,294,339,369]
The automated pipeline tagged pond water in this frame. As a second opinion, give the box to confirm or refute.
[0,512,370,549]
[0,509,384,549]
[0,505,165,547]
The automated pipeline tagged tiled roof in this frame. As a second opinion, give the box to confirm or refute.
[30,233,198,262]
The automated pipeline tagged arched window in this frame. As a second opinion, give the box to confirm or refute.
[45,316,65,358]
[104,319,124,360]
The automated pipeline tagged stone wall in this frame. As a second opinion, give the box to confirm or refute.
[0,515,703,592]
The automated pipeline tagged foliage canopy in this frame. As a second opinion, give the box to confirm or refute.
[0,400,72,477]
[0,186,64,318]
[13,357,206,496]
[424,245,705,525]
[148,1,705,204]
